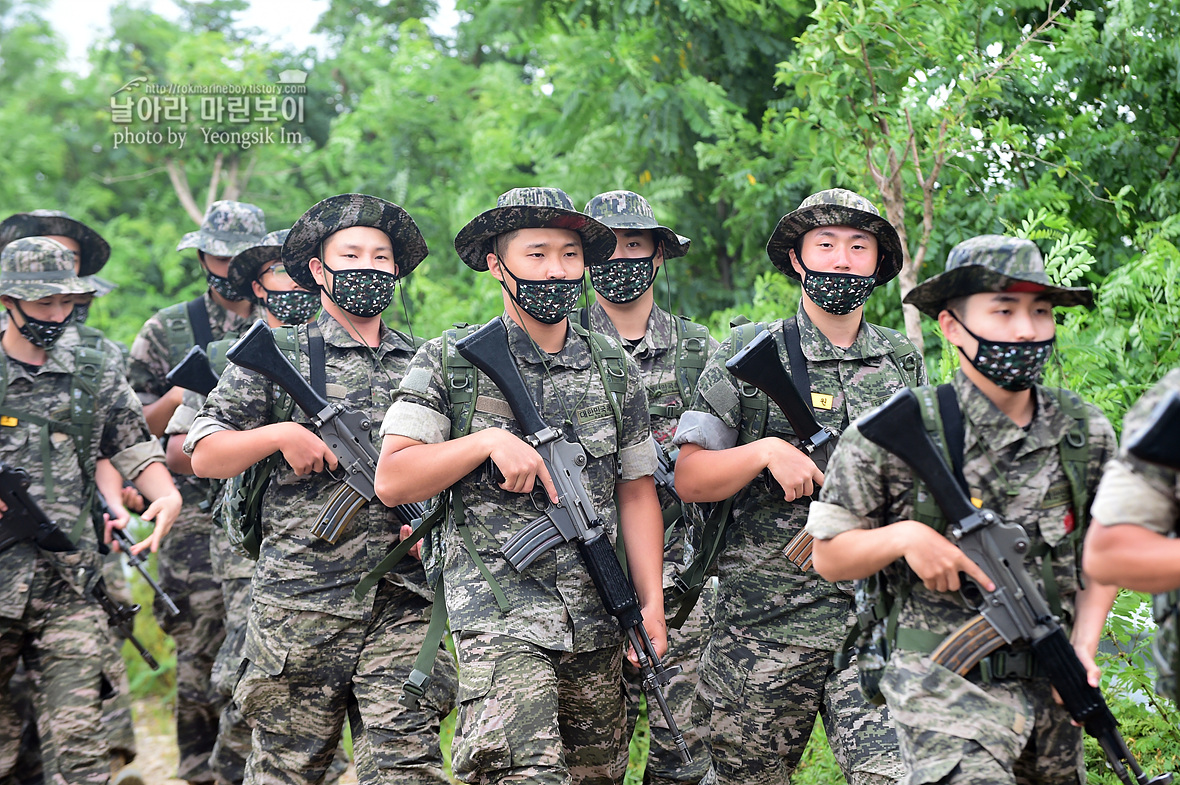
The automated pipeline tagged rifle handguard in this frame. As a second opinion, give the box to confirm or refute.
[929,613,1007,676]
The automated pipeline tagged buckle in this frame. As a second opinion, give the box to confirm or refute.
[399,669,430,710]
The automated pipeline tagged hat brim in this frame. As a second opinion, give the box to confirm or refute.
[455,206,616,271]
[228,244,284,300]
[0,277,96,301]
[80,275,117,297]
[282,194,429,291]
[591,214,690,259]
[0,214,111,277]
[766,205,903,286]
[903,266,1095,318]
[177,231,262,258]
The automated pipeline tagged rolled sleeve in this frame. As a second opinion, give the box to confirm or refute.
[111,438,166,480]
[619,436,659,481]
[671,410,738,450]
[165,394,203,436]
[183,416,232,455]
[380,400,451,445]
[806,500,871,540]
[1091,459,1178,535]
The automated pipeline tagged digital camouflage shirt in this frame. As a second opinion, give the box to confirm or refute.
[807,372,1115,759]
[379,314,658,652]
[0,327,164,618]
[672,303,926,649]
[584,300,718,577]
[129,291,261,505]
[184,311,426,620]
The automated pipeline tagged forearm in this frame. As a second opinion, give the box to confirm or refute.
[674,441,768,502]
[617,476,665,612]
[811,522,918,581]
[190,425,287,479]
[1083,521,1180,593]
[1071,574,1118,653]
[95,459,126,510]
[130,461,179,503]
[376,432,495,506]
[143,388,183,437]
[165,434,194,475]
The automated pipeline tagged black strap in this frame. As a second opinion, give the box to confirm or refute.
[936,383,970,494]
[578,306,591,331]
[186,296,214,351]
[307,324,326,398]
[782,316,814,414]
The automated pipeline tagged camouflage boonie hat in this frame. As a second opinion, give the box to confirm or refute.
[229,229,292,301]
[766,188,903,286]
[177,200,267,257]
[0,237,97,300]
[904,235,1094,318]
[80,275,117,298]
[454,187,615,271]
[0,209,111,276]
[282,194,428,291]
[584,190,690,259]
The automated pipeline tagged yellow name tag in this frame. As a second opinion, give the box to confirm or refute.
[971,497,983,508]
[811,392,834,410]
[0,416,17,427]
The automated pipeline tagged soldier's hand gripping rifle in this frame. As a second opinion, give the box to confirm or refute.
[857,388,1174,785]
[725,329,833,571]
[226,321,425,543]
[165,345,221,397]
[455,319,692,765]
[1127,390,1180,472]
[0,463,161,670]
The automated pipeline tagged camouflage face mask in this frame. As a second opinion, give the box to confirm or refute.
[9,302,73,348]
[952,313,1055,392]
[261,288,321,325]
[204,268,249,302]
[588,253,657,304]
[499,258,583,325]
[798,258,876,316]
[321,259,397,319]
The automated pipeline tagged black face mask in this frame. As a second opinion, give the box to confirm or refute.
[72,302,91,324]
[205,268,248,301]
[9,302,73,348]
[951,312,1055,392]
[588,253,658,304]
[498,258,583,325]
[797,256,876,315]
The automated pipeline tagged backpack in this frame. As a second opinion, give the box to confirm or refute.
[0,330,119,546]
[848,383,1095,704]
[159,296,217,368]
[667,316,923,627]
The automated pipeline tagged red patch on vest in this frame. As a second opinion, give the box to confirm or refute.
[1063,507,1076,534]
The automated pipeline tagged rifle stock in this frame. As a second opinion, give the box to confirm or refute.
[858,388,1173,785]
[165,345,220,397]
[455,319,692,765]
[1127,390,1180,472]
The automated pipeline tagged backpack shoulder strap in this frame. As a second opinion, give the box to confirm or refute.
[186,295,215,352]
[1043,386,1092,531]
[672,317,711,416]
[872,324,924,388]
[733,320,770,445]
[909,384,958,534]
[159,300,197,368]
[442,325,481,439]
[573,323,628,435]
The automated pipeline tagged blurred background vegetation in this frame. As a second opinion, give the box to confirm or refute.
[3,0,1179,779]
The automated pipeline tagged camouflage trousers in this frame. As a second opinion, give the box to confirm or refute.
[154,502,227,784]
[693,636,902,785]
[0,558,114,785]
[451,632,630,785]
[623,579,716,785]
[235,582,457,785]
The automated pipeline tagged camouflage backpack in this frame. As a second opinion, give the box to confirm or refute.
[846,383,1094,704]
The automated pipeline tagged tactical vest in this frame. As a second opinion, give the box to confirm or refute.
[0,327,119,545]
[160,295,218,368]
[849,383,1094,704]
[668,316,923,627]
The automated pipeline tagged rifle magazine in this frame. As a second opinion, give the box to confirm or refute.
[502,514,564,571]
[312,483,368,543]
[784,530,814,572]
[929,614,1006,676]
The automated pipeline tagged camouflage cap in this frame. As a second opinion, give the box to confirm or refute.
[229,229,292,301]
[765,188,903,285]
[282,194,428,290]
[0,209,111,276]
[583,190,690,259]
[176,200,267,257]
[904,234,1094,318]
[454,187,615,271]
[0,237,97,301]
[79,275,117,298]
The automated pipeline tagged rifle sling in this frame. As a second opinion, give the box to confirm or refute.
[782,317,816,419]
[935,383,970,495]
[308,326,326,398]
[186,296,215,351]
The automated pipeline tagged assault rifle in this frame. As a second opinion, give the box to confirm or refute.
[725,329,833,571]
[110,520,181,618]
[0,463,161,670]
[1127,390,1180,472]
[165,345,221,397]
[858,388,1173,785]
[455,318,691,765]
[226,321,425,543]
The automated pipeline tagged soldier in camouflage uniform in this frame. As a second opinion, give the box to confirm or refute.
[807,235,1118,784]
[375,186,667,785]
[129,200,266,785]
[0,237,182,785]
[1086,371,1180,707]
[673,189,916,785]
[0,211,144,785]
[580,189,715,784]
[185,194,456,785]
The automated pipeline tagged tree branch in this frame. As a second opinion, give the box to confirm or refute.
[165,159,205,224]
[978,0,1070,84]
[206,152,224,210]
[1161,135,1180,182]
[221,154,242,201]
